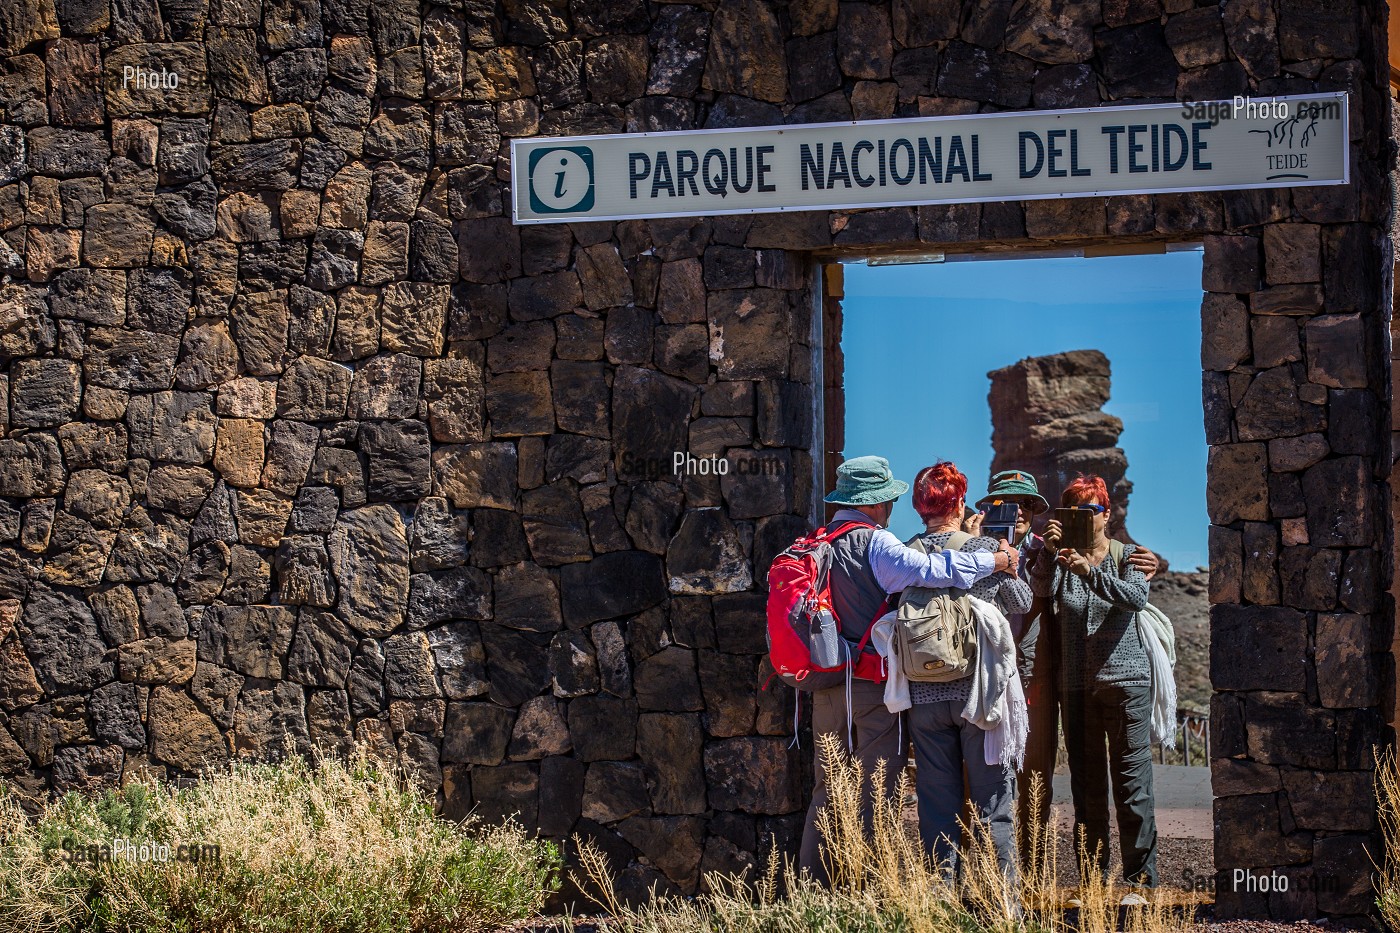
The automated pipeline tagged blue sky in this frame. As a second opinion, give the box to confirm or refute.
[841,249,1208,570]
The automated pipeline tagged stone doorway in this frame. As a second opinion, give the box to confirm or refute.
[808,215,1391,921]
[824,246,1217,881]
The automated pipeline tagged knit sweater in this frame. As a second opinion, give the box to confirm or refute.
[903,531,1033,705]
[1029,541,1150,690]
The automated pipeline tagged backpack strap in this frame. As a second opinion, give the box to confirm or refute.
[813,519,887,665]
[1106,538,1126,573]
[944,530,974,552]
[908,530,974,554]
[816,519,875,543]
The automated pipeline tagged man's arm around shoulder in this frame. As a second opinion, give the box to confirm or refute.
[866,528,1012,594]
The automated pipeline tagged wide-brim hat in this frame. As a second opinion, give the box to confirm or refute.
[824,455,909,506]
[976,469,1049,515]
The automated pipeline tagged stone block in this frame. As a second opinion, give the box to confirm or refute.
[582,760,650,823]
[474,621,548,709]
[1165,7,1227,69]
[937,40,1034,106]
[568,695,636,762]
[213,419,265,488]
[1239,522,1278,604]
[560,551,666,627]
[1301,457,1374,548]
[666,510,752,595]
[548,626,599,697]
[635,646,702,712]
[1244,692,1335,768]
[329,504,410,638]
[443,701,514,765]
[507,695,571,760]
[10,359,81,428]
[787,32,841,103]
[1206,443,1268,523]
[434,443,517,509]
[1278,545,1340,611]
[1202,235,1260,294]
[427,620,489,700]
[147,687,227,772]
[84,203,154,267]
[1262,223,1320,285]
[197,605,294,680]
[1305,314,1367,389]
[1209,605,1304,692]
[361,420,431,501]
[277,357,353,420]
[703,737,800,814]
[1315,613,1377,708]
[1211,758,1281,796]
[702,0,786,103]
[1200,294,1248,371]
[1212,792,1311,868]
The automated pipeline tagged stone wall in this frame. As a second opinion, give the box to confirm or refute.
[0,0,1392,918]
[988,349,1140,543]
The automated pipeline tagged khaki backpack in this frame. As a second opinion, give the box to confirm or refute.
[896,532,978,683]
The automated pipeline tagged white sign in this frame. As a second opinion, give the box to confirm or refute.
[511,93,1348,224]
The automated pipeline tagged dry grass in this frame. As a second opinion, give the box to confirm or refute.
[1375,745,1400,926]
[569,732,1197,933]
[0,744,560,933]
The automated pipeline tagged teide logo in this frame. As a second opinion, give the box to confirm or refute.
[528,146,595,214]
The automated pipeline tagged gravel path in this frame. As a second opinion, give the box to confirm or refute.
[1049,822,1213,893]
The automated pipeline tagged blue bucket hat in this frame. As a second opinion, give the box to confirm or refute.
[823,456,909,506]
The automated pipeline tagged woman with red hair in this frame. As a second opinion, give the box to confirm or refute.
[904,461,1031,884]
[1030,474,1155,900]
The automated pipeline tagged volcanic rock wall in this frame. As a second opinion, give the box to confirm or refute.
[0,0,1393,919]
[0,0,827,901]
[988,349,1137,539]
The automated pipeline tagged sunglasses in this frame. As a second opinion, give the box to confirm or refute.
[1070,503,1107,514]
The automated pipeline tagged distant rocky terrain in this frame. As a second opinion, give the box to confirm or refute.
[1150,569,1211,715]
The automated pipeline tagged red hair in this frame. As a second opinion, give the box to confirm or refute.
[1061,474,1110,508]
[913,462,967,522]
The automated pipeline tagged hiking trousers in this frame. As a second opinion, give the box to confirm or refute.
[799,678,907,886]
[1062,681,1158,887]
[1015,669,1060,870]
[907,699,1018,884]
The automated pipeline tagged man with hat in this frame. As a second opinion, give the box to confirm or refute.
[975,470,1160,867]
[976,469,1057,864]
[800,456,1020,885]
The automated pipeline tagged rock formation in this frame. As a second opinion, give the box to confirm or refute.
[988,350,1138,544]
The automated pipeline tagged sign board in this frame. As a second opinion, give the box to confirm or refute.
[511,93,1348,224]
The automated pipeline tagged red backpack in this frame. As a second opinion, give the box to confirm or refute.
[765,520,889,691]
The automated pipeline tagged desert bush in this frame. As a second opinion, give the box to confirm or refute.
[0,746,559,933]
[571,732,1195,933]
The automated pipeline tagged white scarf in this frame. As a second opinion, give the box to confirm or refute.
[1138,603,1178,747]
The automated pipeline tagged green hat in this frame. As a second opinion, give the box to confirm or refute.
[824,456,909,506]
[976,469,1049,515]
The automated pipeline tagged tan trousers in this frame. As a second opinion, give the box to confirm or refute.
[798,678,907,886]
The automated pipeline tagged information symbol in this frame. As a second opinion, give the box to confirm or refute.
[528,147,595,214]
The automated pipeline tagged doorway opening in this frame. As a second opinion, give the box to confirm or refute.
[822,246,1211,889]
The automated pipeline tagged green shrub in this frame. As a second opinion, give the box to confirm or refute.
[0,748,559,933]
